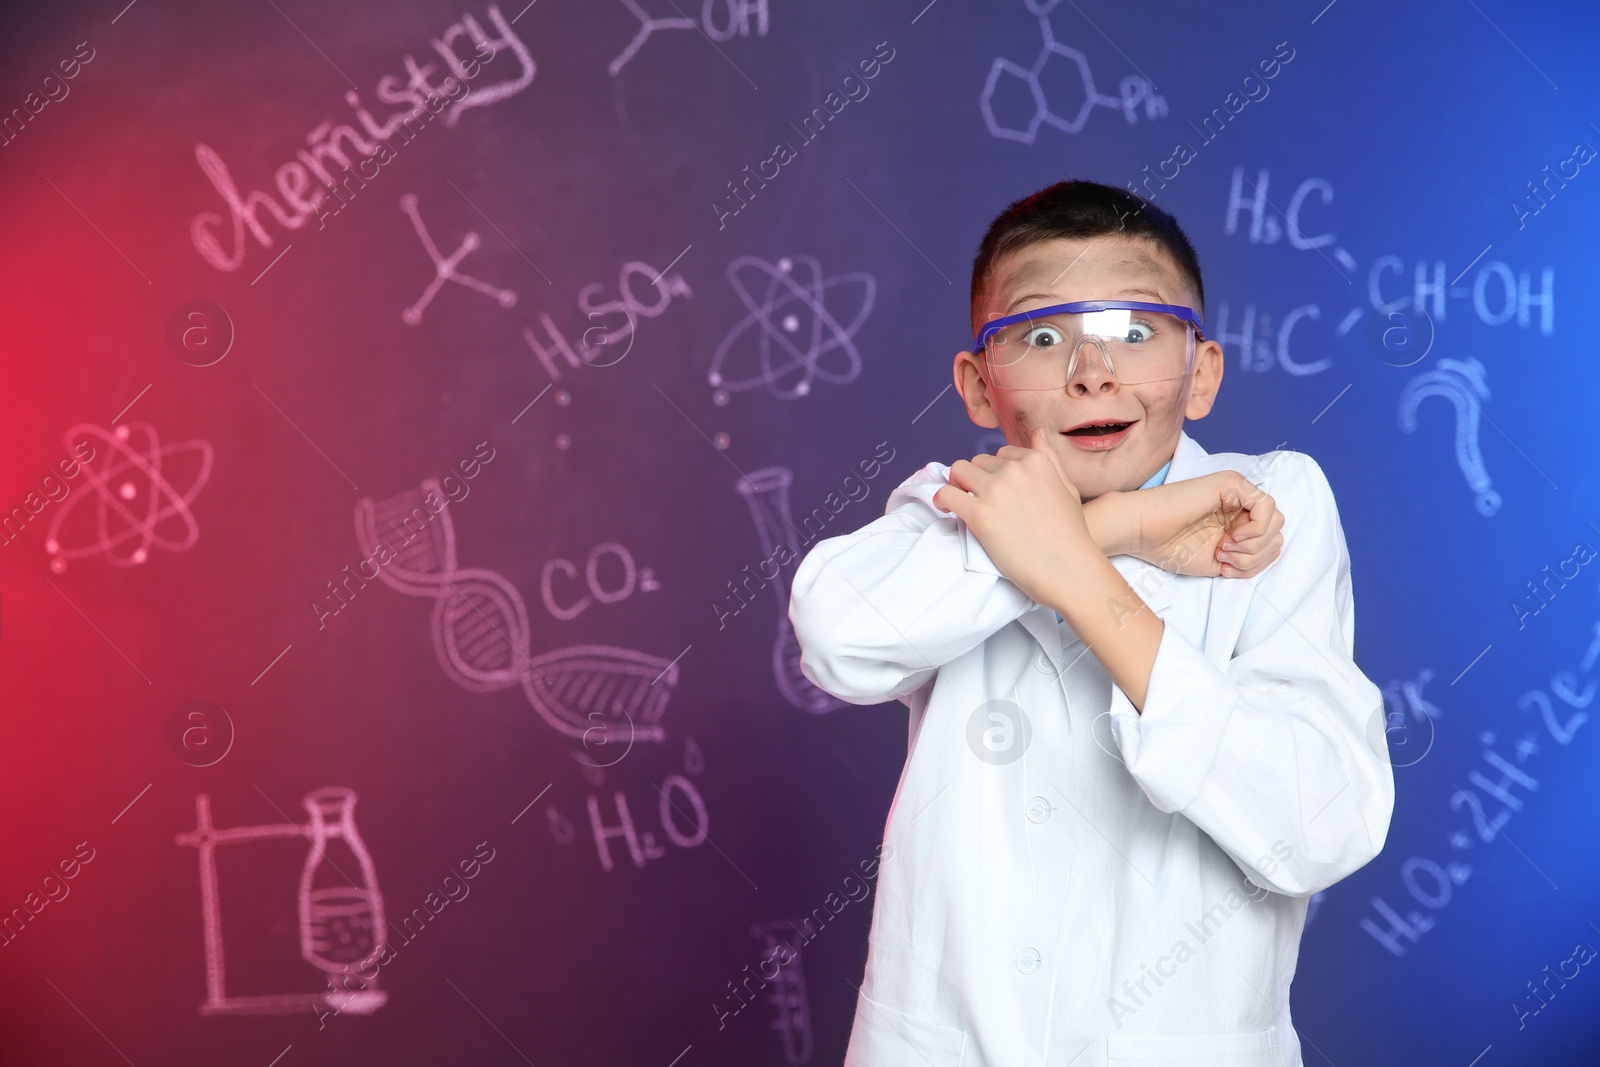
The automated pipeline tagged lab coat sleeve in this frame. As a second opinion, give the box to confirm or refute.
[789,461,1035,706]
[1105,453,1394,897]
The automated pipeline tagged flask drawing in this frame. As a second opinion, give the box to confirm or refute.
[736,468,843,714]
[298,787,388,1012]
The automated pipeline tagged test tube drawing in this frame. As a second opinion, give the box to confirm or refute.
[354,479,678,746]
[300,788,387,1012]
[175,789,389,1016]
[735,468,844,714]
[750,921,814,1065]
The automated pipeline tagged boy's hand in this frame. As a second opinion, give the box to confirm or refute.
[1088,470,1284,578]
[931,427,1099,606]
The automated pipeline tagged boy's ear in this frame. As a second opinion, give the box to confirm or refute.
[1183,338,1224,420]
[953,350,1003,429]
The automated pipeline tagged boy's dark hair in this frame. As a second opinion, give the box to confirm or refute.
[969,180,1206,337]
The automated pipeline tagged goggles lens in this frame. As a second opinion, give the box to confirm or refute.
[979,305,1197,388]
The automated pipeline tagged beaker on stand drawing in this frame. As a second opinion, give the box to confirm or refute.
[298,787,388,1012]
[737,467,844,714]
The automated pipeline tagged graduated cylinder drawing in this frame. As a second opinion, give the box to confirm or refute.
[174,788,388,1016]
[354,478,681,747]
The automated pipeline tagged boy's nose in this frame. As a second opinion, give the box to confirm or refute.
[1064,338,1121,393]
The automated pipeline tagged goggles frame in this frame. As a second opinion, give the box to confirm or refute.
[971,299,1206,389]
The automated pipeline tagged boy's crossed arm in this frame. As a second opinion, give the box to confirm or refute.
[937,429,1393,897]
[933,427,1279,709]
[1102,454,1393,896]
[789,428,1280,708]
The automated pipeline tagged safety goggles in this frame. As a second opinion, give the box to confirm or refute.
[971,300,1205,388]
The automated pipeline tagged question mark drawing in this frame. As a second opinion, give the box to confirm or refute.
[1399,357,1500,516]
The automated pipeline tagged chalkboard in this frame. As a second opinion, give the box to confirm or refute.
[1,0,1598,1064]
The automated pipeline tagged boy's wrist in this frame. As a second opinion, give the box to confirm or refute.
[1082,491,1132,558]
[1034,527,1114,612]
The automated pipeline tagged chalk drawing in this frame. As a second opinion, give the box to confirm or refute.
[610,0,769,78]
[354,479,679,746]
[174,788,388,1016]
[709,255,874,401]
[736,468,845,713]
[547,805,577,845]
[189,4,535,274]
[44,422,212,569]
[400,193,518,325]
[585,774,709,872]
[541,541,660,621]
[751,921,814,1064]
[430,3,538,126]
[522,259,693,383]
[981,2,1166,143]
[1224,168,1556,339]
[1399,357,1501,516]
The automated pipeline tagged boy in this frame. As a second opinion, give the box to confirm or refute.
[789,181,1393,1067]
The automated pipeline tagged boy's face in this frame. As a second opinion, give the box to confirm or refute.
[954,234,1224,503]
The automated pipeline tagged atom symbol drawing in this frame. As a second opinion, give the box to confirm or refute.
[45,422,214,569]
[708,254,875,401]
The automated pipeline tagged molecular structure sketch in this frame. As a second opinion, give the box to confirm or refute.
[609,0,769,78]
[400,193,517,326]
[353,478,681,748]
[981,0,1167,143]
[708,255,875,402]
[45,422,213,570]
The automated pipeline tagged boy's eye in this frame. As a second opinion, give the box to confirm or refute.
[1021,323,1067,348]
[1080,309,1160,345]
[1121,320,1155,344]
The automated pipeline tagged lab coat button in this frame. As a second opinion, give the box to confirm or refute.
[1025,796,1051,823]
[1016,947,1042,974]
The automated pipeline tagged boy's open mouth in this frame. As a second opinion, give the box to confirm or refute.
[1062,419,1135,437]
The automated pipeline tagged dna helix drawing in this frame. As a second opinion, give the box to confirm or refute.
[354,479,679,749]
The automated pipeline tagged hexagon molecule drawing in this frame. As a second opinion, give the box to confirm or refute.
[981,0,1167,143]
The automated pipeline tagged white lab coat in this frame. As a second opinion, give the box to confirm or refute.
[788,430,1394,1067]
